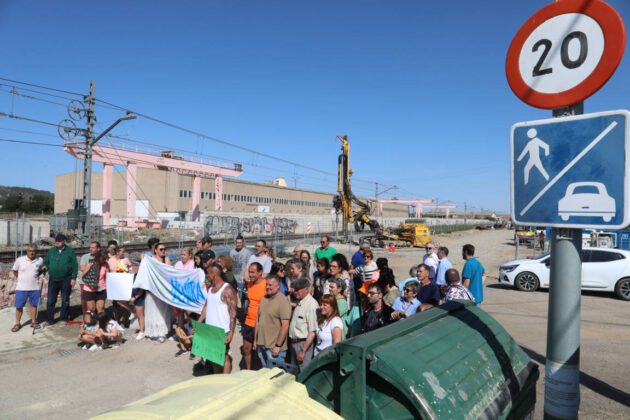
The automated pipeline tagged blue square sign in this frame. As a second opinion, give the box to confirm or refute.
[511,110,630,229]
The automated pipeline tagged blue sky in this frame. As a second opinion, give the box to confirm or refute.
[1,0,630,214]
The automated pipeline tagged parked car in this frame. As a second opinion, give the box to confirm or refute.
[499,247,630,300]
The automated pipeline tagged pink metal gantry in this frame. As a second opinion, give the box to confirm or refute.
[64,139,242,227]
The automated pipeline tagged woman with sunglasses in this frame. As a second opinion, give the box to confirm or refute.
[269,262,288,295]
[391,281,421,319]
[144,243,174,343]
[329,257,352,308]
[152,244,172,265]
[353,250,377,293]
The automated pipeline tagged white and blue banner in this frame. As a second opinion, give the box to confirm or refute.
[134,258,207,313]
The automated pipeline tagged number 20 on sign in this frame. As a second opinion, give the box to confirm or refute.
[506,0,625,109]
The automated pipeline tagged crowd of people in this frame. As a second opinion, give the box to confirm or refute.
[9,233,485,374]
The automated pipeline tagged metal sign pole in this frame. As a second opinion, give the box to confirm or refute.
[544,103,583,420]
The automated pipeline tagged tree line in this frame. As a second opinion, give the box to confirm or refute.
[1,194,54,213]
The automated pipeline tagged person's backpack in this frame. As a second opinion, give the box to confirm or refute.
[82,264,100,289]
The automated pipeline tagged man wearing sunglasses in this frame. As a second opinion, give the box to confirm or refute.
[422,243,439,282]
[391,281,421,319]
[315,236,337,264]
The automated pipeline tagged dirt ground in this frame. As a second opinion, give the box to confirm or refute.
[0,229,628,419]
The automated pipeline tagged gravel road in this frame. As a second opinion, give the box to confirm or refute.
[0,228,628,419]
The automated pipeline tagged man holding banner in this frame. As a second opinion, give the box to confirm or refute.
[198,264,237,374]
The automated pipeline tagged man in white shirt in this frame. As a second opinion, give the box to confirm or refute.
[422,243,439,282]
[11,244,43,332]
[245,239,272,280]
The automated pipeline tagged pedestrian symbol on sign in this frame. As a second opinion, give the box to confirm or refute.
[517,128,549,184]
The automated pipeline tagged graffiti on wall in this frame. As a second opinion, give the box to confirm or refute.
[205,216,298,236]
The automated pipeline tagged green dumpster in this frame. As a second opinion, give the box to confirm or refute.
[298,300,539,419]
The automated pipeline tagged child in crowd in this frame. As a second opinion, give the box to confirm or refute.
[78,311,100,350]
[174,311,195,359]
[95,313,124,350]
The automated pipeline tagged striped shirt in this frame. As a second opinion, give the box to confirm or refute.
[289,294,319,340]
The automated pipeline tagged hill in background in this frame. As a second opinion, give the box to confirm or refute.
[0,185,54,213]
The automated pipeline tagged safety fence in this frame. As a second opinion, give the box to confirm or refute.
[429,224,477,235]
[0,265,50,310]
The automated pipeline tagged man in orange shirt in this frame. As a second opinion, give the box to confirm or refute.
[243,262,266,370]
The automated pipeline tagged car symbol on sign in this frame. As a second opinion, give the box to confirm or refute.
[558,182,616,222]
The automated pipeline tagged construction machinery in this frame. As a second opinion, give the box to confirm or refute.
[333,135,430,247]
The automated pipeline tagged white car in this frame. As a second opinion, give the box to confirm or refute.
[558,182,615,222]
[499,247,630,300]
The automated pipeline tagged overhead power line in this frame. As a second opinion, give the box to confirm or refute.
[0,76,405,193]
[0,138,65,147]
[0,112,61,128]
[0,77,84,97]
[0,87,68,107]
[95,97,338,177]
[0,126,59,137]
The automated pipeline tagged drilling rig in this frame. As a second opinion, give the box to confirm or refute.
[332,135,430,247]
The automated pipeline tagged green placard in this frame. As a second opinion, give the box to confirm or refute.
[191,319,226,367]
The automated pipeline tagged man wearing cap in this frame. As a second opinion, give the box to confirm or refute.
[42,234,78,326]
[288,277,319,372]
[201,236,213,251]
[199,250,216,270]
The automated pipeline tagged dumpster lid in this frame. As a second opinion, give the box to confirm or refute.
[93,368,342,420]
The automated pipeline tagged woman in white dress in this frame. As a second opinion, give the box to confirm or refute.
[314,294,343,356]
[144,244,174,343]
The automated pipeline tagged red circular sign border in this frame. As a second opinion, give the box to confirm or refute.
[506,0,626,109]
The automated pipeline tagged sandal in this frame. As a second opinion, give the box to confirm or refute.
[11,324,20,332]
[32,323,41,330]
[155,336,166,344]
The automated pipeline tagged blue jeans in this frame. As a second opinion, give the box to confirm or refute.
[257,346,287,369]
[47,279,72,323]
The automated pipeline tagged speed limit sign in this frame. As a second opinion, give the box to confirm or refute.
[506,0,625,109]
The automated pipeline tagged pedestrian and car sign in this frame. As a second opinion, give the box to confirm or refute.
[511,110,630,229]
[506,0,625,109]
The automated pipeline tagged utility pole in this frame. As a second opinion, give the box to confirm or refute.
[81,81,96,243]
[464,202,467,225]
[74,81,136,245]
[374,183,379,217]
